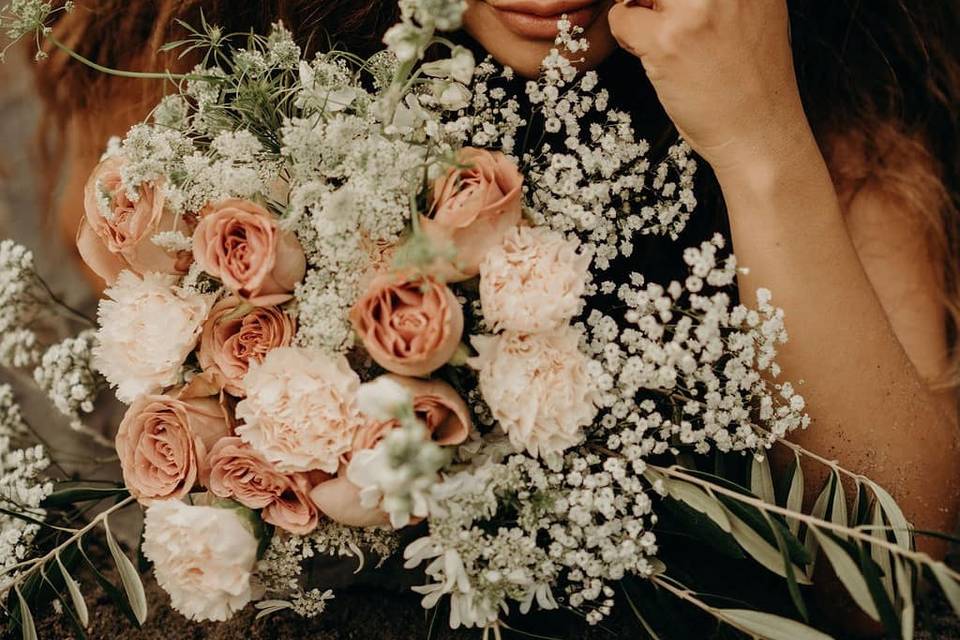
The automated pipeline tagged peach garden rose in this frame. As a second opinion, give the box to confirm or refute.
[198,296,295,396]
[77,155,194,284]
[420,148,524,280]
[193,199,306,305]
[115,391,231,503]
[350,274,464,377]
[205,437,319,535]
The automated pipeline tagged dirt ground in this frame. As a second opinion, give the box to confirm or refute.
[25,545,960,640]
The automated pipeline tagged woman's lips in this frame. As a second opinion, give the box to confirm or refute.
[489,0,606,40]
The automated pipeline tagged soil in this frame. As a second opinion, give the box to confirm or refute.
[22,537,960,640]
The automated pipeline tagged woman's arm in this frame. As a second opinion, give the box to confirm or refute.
[608,0,960,555]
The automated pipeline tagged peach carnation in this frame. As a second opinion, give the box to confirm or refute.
[235,347,360,473]
[479,226,591,333]
[469,328,600,458]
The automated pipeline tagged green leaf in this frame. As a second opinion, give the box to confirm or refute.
[79,540,142,628]
[869,481,912,550]
[803,476,833,577]
[870,501,895,600]
[727,508,811,584]
[663,479,731,533]
[784,453,805,537]
[56,552,89,627]
[719,609,833,640]
[657,496,745,560]
[722,496,810,567]
[895,559,914,640]
[104,520,148,625]
[855,540,902,636]
[766,512,810,622]
[750,455,776,505]
[42,485,129,509]
[828,471,848,529]
[811,529,880,622]
[931,562,960,616]
[14,586,38,640]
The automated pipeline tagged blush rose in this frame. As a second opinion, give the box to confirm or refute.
[115,391,232,503]
[205,437,319,535]
[198,296,295,396]
[420,148,524,280]
[193,199,306,305]
[350,274,464,377]
[77,156,193,284]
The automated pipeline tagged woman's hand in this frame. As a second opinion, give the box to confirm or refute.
[607,0,808,174]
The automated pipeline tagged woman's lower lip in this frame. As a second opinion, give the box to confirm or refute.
[492,4,604,40]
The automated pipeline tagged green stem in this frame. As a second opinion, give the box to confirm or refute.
[47,34,214,83]
[0,495,137,598]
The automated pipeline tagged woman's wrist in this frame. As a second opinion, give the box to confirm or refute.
[709,114,831,210]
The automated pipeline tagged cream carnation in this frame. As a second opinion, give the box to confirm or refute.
[469,328,600,457]
[93,271,213,403]
[235,346,360,473]
[479,226,591,333]
[142,500,258,622]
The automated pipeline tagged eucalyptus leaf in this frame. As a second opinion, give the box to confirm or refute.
[931,562,960,615]
[785,453,804,537]
[869,482,912,550]
[104,522,148,625]
[57,552,89,627]
[664,479,731,533]
[727,509,811,584]
[14,586,38,640]
[811,529,880,622]
[719,608,833,640]
[750,455,776,505]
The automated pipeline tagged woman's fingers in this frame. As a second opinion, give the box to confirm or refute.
[607,2,665,58]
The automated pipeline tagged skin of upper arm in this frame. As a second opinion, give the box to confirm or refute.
[844,185,957,419]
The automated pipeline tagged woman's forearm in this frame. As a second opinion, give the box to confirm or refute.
[714,124,960,554]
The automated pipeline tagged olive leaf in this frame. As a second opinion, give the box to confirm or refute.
[718,609,832,640]
[750,455,776,505]
[870,501,896,600]
[931,562,960,616]
[868,481,912,550]
[784,452,805,537]
[802,475,834,578]
[895,558,915,640]
[104,520,148,625]
[14,586,38,640]
[56,551,89,627]
[811,529,880,622]
[726,508,811,584]
[662,479,731,533]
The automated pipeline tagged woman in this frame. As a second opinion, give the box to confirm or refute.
[33,0,960,627]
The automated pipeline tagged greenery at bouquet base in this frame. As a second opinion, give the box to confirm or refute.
[0,1,958,639]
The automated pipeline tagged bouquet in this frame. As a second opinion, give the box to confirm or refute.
[0,1,958,638]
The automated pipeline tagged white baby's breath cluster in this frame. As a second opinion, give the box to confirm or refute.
[0,240,43,367]
[0,388,51,579]
[33,330,101,430]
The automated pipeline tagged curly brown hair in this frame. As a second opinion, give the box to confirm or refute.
[31,0,960,379]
